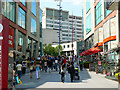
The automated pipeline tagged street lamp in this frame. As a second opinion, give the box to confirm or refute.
[55,0,62,56]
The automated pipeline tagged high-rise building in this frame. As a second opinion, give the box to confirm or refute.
[83,0,118,63]
[42,8,83,43]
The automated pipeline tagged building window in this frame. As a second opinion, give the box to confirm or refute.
[31,17,36,35]
[18,31,25,52]
[18,7,26,29]
[63,45,65,48]
[2,1,15,22]
[95,0,103,25]
[86,13,91,34]
[86,0,90,13]
[67,45,69,48]
[104,2,112,17]
[31,0,36,16]
[19,0,26,6]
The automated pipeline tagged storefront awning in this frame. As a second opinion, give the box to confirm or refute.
[79,47,101,56]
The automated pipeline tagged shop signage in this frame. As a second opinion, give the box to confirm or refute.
[0,19,9,89]
[9,28,14,48]
[103,35,116,43]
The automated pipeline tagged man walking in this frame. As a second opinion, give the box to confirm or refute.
[69,62,75,82]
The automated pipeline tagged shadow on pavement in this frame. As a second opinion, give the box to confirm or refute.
[16,69,91,88]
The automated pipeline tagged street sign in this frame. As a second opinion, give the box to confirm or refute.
[0,18,9,89]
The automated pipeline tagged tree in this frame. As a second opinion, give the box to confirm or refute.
[54,45,63,56]
[43,44,55,56]
[43,44,63,56]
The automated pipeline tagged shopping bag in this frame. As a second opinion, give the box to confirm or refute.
[16,76,19,84]
[17,78,22,85]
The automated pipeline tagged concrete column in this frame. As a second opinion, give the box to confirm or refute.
[15,29,18,51]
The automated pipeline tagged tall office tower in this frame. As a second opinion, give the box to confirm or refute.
[42,8,83,43]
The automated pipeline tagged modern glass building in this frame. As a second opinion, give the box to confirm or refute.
[1,0,42,60]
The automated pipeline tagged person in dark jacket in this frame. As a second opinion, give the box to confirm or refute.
[69,63,75,82]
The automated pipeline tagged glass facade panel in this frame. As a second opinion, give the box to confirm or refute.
[2,1,15,22]
[86,13,91,34]
[104,2,112,17]
[95,0,103,25]
[18,7,26,29]
[31,0,36,16]
[40,8,42,22]
[86,0,90,13]
[18,31,25,53]
[31,17,37,35]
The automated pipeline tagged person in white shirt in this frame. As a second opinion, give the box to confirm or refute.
[55,57,58,71]
[16,62,22,79]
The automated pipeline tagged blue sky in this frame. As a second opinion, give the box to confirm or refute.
[40,0,83,16]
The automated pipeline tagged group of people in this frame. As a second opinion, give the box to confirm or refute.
[13,55,84,88]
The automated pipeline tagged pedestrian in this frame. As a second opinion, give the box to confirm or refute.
[55,57,58,71]
[63,57,67,66]
[69,63,75,82]
[48,59,52,72]
[16,61,22,79]
[79,59,83,71]
[60,64,66,83]
[36,62,40,79]
[22,62,26,74]
[30,62,34,78]
[44,60,47,72]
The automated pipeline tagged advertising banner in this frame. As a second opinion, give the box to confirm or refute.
[0,18,9,89]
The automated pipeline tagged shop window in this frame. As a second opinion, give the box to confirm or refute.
[18,31,25,53]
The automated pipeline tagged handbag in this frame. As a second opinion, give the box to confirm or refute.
[17,78,22,85]
[16,76,19,84]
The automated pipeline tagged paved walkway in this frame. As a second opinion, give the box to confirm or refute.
[16,68,118,88]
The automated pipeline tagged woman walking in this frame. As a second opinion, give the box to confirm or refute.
[36,62,40,79]
[60,64,66,83]
[30,62,34,78]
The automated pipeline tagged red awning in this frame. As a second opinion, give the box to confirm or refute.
[79,47,101,56]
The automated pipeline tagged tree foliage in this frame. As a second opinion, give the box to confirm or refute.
[43,44,63,56]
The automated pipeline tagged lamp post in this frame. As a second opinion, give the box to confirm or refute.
[55,0,62,56]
